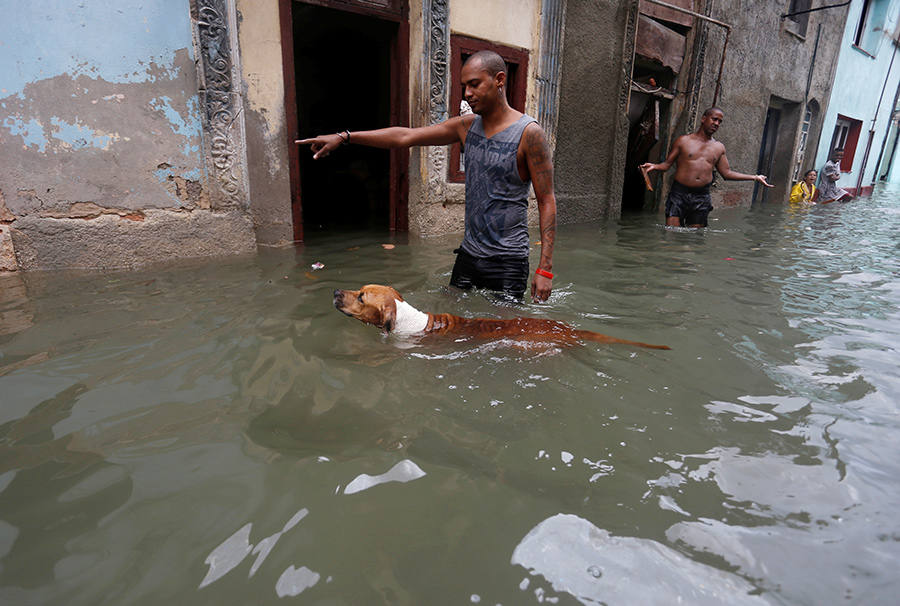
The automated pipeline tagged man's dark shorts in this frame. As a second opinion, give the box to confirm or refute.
[665,181,714,227]
[450,248,529,300]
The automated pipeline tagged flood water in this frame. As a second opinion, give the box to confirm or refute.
[2,185,900,605]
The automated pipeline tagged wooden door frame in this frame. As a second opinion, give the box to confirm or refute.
[390,18,410,231]
[278,0,409,241]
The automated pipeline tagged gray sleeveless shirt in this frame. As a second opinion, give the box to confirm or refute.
[459,114,537,258]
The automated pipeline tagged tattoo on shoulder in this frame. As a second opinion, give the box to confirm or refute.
[525,125,553,193]
[525,126,551,165]
[525,125,554,190]
[525,122,550,153]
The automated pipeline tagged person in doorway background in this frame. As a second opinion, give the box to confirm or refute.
[640,107,773,228]
[296,50,557,303]
[818,149,852,203]
[790,169,818,205]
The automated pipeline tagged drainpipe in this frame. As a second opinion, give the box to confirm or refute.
[805,24,821,103]
[858,42,898,194]
[884,113,900,179]
[874,46,900,182]
[638,0,732,106]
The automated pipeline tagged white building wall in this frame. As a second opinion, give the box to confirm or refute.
[815,0,900,195]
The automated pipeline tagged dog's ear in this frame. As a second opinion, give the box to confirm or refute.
[388,286,404,302]
[380,298,396,335]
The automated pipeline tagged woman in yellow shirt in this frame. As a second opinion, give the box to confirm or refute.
[790,169,817,204]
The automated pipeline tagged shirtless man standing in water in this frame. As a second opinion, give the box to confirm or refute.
[641,107,772,227]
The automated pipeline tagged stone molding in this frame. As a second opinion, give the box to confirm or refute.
[192,0,249,210]
[424,0,450,202]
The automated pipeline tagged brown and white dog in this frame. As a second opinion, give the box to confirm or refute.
[333,284,670,350]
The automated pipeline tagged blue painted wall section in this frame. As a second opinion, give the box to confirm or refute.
[1,0,209,221]
[0,1,262,270]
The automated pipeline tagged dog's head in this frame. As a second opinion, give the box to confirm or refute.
[334,284,405,335]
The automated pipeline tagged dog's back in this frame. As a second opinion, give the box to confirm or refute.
[425,314,671,350]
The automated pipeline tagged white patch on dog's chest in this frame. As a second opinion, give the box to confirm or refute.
[392,300,429,334]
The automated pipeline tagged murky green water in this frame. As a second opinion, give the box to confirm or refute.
[2,186,900,605]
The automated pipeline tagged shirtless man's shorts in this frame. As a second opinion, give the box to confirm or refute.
[665,181,714,227]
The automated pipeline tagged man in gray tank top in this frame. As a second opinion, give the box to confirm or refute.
[298,51,558,303]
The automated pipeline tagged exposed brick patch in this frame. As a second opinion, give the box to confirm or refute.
[0,224,17,272]
[40,202,146,221]
[0,187,15,222]
[721,190,745,208]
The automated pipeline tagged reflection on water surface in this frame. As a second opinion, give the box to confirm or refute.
[2,188,900,605]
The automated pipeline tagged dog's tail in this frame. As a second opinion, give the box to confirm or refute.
[575,330,671,350]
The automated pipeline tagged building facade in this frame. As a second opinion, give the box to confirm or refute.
[2,0,576,271]
[0,1,861,273]
[812,0,900,197]
[1,0,258,271]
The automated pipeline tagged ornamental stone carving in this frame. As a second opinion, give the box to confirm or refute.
[425,0,450,202]
[193,0,248,210]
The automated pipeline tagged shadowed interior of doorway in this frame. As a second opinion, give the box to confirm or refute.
[293,4,394,232]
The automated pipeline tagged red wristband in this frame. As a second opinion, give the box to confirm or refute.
[535,268,553,279]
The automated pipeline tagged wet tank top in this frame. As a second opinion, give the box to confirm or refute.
[460,114,537,258]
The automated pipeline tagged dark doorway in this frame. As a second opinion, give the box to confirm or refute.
[288,2,407,239]
[623,95,669,213]
[753,107,781,205]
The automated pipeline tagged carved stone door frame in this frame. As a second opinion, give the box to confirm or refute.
[191,0,249,212]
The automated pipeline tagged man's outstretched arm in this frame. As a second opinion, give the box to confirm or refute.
[715,151,773,187]
[297,116,472,159]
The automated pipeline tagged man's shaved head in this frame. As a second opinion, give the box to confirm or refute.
[464,50,507,78]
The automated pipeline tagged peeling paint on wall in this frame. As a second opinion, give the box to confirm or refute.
[2,66,205,214]
[0,1,256,270]
[2,1,196,98]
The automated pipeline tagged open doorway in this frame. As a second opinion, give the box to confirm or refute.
[623,91,670,213]
[753,107,781,205]
[754,98,801,205]
[287,1,408,239]
[623,3,691,214]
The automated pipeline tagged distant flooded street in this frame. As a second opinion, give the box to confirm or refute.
[2,185,900,605]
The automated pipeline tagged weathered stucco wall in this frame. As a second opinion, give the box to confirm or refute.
[236,0,294,245]
[554,0,634,222]
[450,0,536,50]
[0,1,256,271]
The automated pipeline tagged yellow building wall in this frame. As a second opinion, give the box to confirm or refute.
[450,0,537,51]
